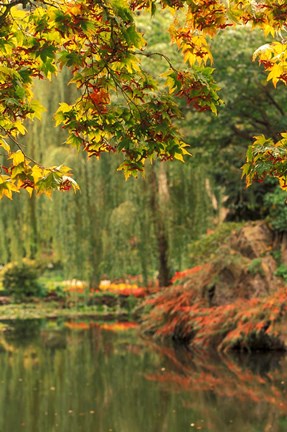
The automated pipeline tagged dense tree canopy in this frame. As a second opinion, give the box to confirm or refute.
[0,9,212,286]
[184,27,287,220]
[0,0,286,198]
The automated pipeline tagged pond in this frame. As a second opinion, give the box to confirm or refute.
[0,318,287,432]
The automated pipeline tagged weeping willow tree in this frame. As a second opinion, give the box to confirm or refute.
[0,10,215,286]
[0,67,213,285]
[0,68,214,285]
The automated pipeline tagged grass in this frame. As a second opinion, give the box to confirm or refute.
[0,266,148,322]
[0,301,131,321]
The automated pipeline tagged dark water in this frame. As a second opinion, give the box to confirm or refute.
[0,318,287,432]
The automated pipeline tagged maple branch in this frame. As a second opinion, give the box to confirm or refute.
[230,124,253,140]
[263,87,285,116]
[136,51,177,72]
[0,0,22,5]
[38,0,59,7]
[6,133,45,168]
[105,65,142,115]
[0,0,21,22]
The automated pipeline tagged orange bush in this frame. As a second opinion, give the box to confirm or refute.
[142,285,287,352]
[170,265,209,283]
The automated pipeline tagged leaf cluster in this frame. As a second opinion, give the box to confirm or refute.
[243,133,287,190]
[0,0,286,195]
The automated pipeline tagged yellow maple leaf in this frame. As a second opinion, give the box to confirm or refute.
[0,138,10,153]
[267,64,285,87]
[32,165,45,183]
[9,150,25,166]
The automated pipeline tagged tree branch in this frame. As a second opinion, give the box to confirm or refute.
[263,86,285,117]
[136,51,177,72]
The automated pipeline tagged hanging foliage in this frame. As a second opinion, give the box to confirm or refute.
[143,281,287,352]
[0,0,285,196]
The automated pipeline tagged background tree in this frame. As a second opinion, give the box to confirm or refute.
[1,0,287,286]
[184,27,287,221]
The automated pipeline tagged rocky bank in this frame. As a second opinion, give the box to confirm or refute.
[142,221,287,352]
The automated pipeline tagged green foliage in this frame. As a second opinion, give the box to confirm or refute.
[243,134,287,190]
[264,186,287,232]
[1,259,45,301]
[185,27,287,220]
[271,248,281,265]
[275,265,287,282]
[188,222,243,266]
[0,0,285,195]
[248,258,263,276]
[0,9,286,284]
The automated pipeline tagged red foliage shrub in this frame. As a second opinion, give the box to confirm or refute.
[142,285,287,352]
[118,287,146,298]
[170,265,209,283]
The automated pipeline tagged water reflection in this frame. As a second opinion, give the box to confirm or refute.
[145,342,287,431]
[0,319,286,432]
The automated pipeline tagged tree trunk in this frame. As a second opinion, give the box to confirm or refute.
[28,192,38,259]
[149,165,171,287]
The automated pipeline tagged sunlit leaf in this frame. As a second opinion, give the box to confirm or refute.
[9,151,25,166]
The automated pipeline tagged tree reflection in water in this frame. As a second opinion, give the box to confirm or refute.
[0,319,286,432]
[145,341,287,431]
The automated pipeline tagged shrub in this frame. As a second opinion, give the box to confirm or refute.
[188,222,243,266]
[275,264,287,282]
[248,258,263,276]
[2,259,45,301]
[264,186,287,233]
